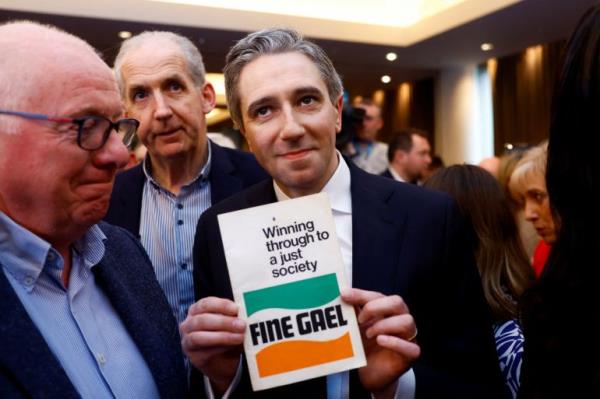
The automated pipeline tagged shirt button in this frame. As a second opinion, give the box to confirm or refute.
[24,276,34,286]
[177,220,184,225]
[181,263,188,270]
[96,353,106,365]
[47,252,55,261]
[177,203,183,209]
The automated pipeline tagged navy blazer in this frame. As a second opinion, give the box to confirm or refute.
[191,162,506,398]
[0,222,187,398]
[105,141,268,236]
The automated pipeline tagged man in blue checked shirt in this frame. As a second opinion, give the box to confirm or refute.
[0,21,186,398]
[105,31,267,326]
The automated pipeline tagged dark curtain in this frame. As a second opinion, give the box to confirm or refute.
[380,78,435,150]
[492,41,564,154]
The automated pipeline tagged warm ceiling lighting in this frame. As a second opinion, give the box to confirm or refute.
[481,43,494,51]
[381,75,391,84]
[386,52,397,61]
[118,31,132,39]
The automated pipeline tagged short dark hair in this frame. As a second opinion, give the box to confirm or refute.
[387,129,429,162]
[224,28,343,130]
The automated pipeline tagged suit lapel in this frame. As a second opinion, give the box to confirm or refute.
[113,164,145,236]
[0,270,79,398]
[349,165,408,295]
[210,141,246,204]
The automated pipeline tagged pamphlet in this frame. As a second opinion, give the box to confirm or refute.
[218,192,366,391]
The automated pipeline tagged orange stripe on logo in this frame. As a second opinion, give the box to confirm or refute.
[256,332,354,377]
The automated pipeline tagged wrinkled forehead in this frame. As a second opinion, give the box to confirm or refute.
[120,40,191,82]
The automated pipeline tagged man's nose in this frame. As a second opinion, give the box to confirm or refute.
[279,107,304,140]
[94,130,129,169]
[153,92,173,120]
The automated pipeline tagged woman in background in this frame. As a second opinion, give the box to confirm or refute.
[508,143,556,277]
[425,165,533,399]
[519,5,600,398]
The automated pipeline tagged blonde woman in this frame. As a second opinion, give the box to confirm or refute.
[508,143,556,277]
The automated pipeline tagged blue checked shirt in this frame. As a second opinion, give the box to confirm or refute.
[140,144,212,325]
[0,212,159,398]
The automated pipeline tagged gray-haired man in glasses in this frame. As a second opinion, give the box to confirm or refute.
[0,21,187,398]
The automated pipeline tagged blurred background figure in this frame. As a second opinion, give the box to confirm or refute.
[383,129,432,184]
[508,142,555,278]
[342,98,389,174]
[520,5,600,398]
[496,145,538,261]
[478,156,501,179]
[425,165,533,399]
[421,154,445,182]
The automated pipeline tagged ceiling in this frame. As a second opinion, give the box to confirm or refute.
[0,0,596,95]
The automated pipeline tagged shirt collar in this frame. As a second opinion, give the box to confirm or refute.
[0,212,106,292]
[388,166,406,182]
[142,139,212,190]
[273,151,352,214]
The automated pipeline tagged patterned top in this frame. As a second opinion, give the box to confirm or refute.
[494,319,525,399]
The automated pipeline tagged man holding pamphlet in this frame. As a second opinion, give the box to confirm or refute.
[180,28,505,399]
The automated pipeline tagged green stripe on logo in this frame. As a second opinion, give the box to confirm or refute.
[244,273,339,316]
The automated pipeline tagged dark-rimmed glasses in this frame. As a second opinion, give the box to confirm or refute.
[0,109,139,151]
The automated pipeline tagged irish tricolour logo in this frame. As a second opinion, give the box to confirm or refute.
[244,273,355,377]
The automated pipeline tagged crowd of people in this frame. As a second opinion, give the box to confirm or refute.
[1,3,599,398]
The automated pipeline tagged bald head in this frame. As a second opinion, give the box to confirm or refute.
[0,21,112,131]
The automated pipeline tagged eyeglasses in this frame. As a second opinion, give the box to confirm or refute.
[0,109,139,151]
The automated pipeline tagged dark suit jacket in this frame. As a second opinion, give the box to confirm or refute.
[380,169,394,180]
[192,162,506,398]
[0,222,187,398]
[105,141,268,236]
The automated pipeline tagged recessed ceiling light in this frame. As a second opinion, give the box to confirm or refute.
[381,75,391,84]
[118,31,132,39]
[386,52,397,61]
[481,43,494,51]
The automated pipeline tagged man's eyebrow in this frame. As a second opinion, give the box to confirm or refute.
[69,106,122,120]
[247,96,276,116]
[293,86,324,98]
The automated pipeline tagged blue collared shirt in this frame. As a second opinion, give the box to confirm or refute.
[0,212,159,398]
[140,143,212,325]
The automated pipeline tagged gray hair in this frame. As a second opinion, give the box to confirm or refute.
[113,31,206,97]
[224,28,343,129]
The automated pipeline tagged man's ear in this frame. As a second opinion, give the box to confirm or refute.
[393,149,407,164]
[237,124,252,151]
[201,82,216,114]
[334,95,343,133]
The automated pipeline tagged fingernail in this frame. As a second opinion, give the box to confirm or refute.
[233,319,245,330]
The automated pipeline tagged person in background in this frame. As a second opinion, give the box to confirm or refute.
[343,98,389,174]
[425,165,533,399]
[0,21,186,398]
[478,156,501,179]
[105,31,267,325]
[496,147,538,260]
[383,129,432,184]
[421,154,445,182]
[508,142,555,278]
[519,5,600,397]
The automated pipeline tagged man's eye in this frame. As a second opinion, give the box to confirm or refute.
[300,96,316,106]
[168,81,183,92]
[132,90,147,101]
[256,106,271,117]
